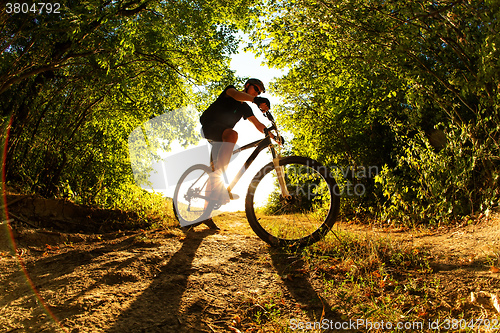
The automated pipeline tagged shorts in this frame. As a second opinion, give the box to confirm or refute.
[201,121,231,142]
[200,122,235,167]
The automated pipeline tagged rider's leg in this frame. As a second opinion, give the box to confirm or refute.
[215,129,238,171]
[206,129,238,203]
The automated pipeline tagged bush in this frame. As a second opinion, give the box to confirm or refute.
[375,124,499,226]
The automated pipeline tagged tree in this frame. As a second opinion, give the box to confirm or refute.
[252,0,499,223]
[1,0,259,207]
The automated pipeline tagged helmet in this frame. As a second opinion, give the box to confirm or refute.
[245,78,265,94]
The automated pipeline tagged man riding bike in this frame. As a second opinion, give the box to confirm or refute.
[198,78,272,229]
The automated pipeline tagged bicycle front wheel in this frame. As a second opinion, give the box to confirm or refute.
[173,164,215,226]
[245,156,340,247]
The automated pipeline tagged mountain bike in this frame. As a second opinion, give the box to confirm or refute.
[172,111,340,247]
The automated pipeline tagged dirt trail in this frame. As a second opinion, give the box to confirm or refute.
[1,205,500,332]
[1,212,332,333]
[348,214,500,268]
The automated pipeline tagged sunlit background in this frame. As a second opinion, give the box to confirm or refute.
[153,40,287,212]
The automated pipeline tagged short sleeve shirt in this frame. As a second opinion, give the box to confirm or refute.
[200,85,254,129]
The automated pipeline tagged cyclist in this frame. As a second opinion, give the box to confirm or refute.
[198,78,272,229]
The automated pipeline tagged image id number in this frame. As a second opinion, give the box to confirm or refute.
[6,3,61,14]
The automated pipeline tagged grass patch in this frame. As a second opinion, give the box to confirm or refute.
[300,231,434,328]
[228,228,436,332]
[237,227,500,332]
[101,184,179,230]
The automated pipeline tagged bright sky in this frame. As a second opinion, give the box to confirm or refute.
[136,42,287,213]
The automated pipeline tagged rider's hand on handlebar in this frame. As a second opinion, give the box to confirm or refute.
[269,132,283,146]
[253,96,270,111]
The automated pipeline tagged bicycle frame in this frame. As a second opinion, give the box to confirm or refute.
[215,126,290,199]
[223,135,272,194]
[182,111,291,206]
[179,139,271,205]
[175,110,339,246]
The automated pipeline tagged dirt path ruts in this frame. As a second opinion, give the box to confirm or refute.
[1,212,499,332]
[1,221,336,332]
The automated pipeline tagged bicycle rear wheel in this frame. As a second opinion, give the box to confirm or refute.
[173,164,215,226]
[245,156,340,247]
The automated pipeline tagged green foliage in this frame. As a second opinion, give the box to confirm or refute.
[376,125,499,225]
[96,182,176,226]
[261,164,331,215]
[1,0,260,214]
[2,0,499,226]
[253,0,500,225]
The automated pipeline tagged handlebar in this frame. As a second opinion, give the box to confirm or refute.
[263,112,285,145]
[263,129,285,145]
[264,111,275,122]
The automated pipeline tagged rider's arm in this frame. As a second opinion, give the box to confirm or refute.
[225,87,254,102]
[247,116,266,133]
[247,116,276,140]
[226,88,270,111]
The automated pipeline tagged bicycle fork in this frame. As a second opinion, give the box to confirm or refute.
[273,157,291,199]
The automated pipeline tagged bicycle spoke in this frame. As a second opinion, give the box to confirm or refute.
[246,156,339,247]
[173,165,214,225]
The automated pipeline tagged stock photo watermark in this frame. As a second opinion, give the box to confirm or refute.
[329,164,378,197]
[275,163,379,198]
[5,2,62,14]
[290,318,500,331]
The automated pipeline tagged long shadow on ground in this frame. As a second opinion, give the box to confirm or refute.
[2,234,164,331]
[107,233,214,332]
[105,230,213,333]
[269,249,341,324]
